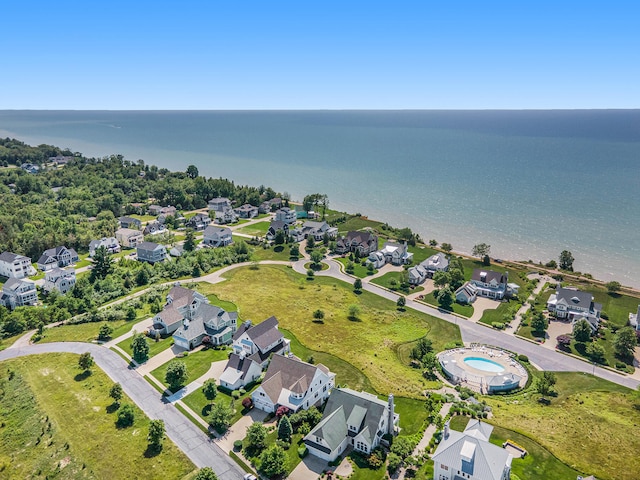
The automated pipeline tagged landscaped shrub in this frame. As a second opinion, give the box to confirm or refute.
[492,322,505,330]
[297,445,308,458]
[517,354,529,363]
[242,397,253,410]
[232,390,241,399]
[233,440,243,450]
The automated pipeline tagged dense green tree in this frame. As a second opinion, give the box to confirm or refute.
[573,319,592,343]
[606,281,622,294]
[184,228,196,252]
[186,164,199,179]
[348,304,360,319]
[98,323,113,341]
[353,278,363,292]
[472,243,491,258]
[396,296,406,309]
[274,229,285,245]
[410,337,433,360]
[246,421,268,451]
[387,452,402,473]
[587,342,606,363]
[78,352,94,372]
[313,309,325,321]
[436,286,454,309]
[117,403,135,427]
[259,444,287,478]
[613,327,637,359]
[559,250,575,271]
[306,235,315,251]
[209,401,233,431]
[131,333,150,363]
[441,243,453,253]
[147,419,165,448]
[536,371,557,397]
[277,415,292,442]
[202,378,218,403]
[310,249,323,266]
[109,383,123,405]
[289,243,299,259]
[433,271,451,288]
[193,467,218,480]
[91,246,114,281]
[531,311,548,334]
[165,360,189,391]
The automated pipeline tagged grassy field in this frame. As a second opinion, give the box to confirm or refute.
[0,353,195,479]
[37,319,131,344]
[370,271,424,296]
[117,334,175,359]
[407,245,439,264]
[335,216,384,233]
[209,265,461,398]
[234,221,271,237]
[150,347,231,390]
[0,333,22,351]
[485,371,640,480]
[335,256,376,278]
[449,415,581,480]
[250,244,292,262]
[183,383,262,427]
[421,291,474,318]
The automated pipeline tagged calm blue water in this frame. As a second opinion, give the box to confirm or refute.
[1,110,639,287]
[463,357,506,373]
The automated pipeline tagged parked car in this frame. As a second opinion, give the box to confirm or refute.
[243,475,257,480]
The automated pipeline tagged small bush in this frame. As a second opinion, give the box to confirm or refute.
[492,322,505,330]
[297,445,308,458]
[233,440,243,450]
[232,390,241,399]
[517,354,529,363]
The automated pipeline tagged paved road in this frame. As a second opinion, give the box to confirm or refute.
[0,342,244,480]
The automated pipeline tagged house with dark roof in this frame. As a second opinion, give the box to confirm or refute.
[218,352,264,391]
[0,251,35,279]
[266,220,289,241]
[0,278,38,309]
[303,388,398,462]
[118,216,142,230]
[455,282,478,304]
[259,198,282,214]
[251,354,335,413]
[301,221,338,241]
[335,231,379,256]
[115,228,144,248]
[36,246,79,271]
[230,316,291,367]
[185,212,212,231]
[208,197,232,212]
[234,203,259,219]
[203,226,233,247]
[143,220,167,236]
[89,237,121,257]
[148,205,176,217]
[432,418,512,480]
[469,269,510,300]
[44,268,76,294]
[136,241,167,263]
[547,287,602,332]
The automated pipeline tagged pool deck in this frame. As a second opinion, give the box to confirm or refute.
[438,346,528,394]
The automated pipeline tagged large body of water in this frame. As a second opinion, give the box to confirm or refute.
[1,110,639,288]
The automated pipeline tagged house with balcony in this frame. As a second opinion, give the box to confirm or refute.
[185,212,212,231]
[212,206,238,224]
[301,221,338,241]
[335,231,379,256]
[432,419,512,480]
[0,278,38,309]
[469,269,510,300]
[275,207,297,225]
[367,241,413,268]
[43,268,76,294]
[0,252,35,279]
[304,389,399,462]
[208,197,232,212]
[36,246,79,271]
[143,220,167,236]
[234,203,259,219]
[203,226,233,247]
[266,220,289,241]
[116,228,144,248]
[136,241,167,263]
[547,287,602,332]
[251,354,335,413]
[118,216,142,230]
[89,237,121,257]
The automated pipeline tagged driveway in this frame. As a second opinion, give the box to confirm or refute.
[0,343,245,480]
[468,297,500,323]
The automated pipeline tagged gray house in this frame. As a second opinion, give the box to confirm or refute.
[36,246,79,271]
[136,241,167,263]
[203,226,233,247]
[89,237,121,257]
[470,269,510,300]
[44,268,76,294]
[0,278,38,309]
[234,203,259,219]
[208,197,232,212]
[186,212,212,231]
[301,221,338,241]
[118,216,142,230]
[547,287,602,332]
[335,231,378,256]
[143,221,167,236]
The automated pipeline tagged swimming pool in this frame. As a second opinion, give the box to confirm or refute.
[463,357,505,373]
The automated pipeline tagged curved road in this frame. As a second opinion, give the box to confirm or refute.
[0,342,244,480]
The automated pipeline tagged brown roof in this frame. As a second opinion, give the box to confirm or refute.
[233,316,283,352]
[260,354,323,402]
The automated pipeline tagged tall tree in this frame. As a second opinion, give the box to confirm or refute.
[472,243,491,258]
[131,333,150,363]
[559,250,575,271]
[246,421,268,451]
[147,419,165,448]
[186,164,199,179]
[437,286,454,309]
[613,327,637,359]
[78,352,94,372]
[91,246,113,281]
[202,378,218,404]
[165,360,189,391]
[277,415,292,442]
[109,383,123,405]
[573,319,592,343]
[184,228,196,252]
[259,444,287,478]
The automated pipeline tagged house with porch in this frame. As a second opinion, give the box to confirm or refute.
[143,221,167,236]
[408,264,428,285]
[252,354,335,413]
[115,228,144,248]
[0,252,35,279]
[203,226,233,247]
[36,246,79,271]
[89,237,121,257]
[185,212,212,231]
[335,231,379,256]
[0,278,38,309]
[212,206,238,224]
[218,352,264,391]
[118,216,142,230]
[424,252,449,277]
[629,305,640,331]
[304,388,399,462]
[547,287,602,332]
[432,419,512,480]
[455,282,478,304]
[234,203,259,219]
[266,220,289,241]
[301,221,338,241]
[469,269,511,300]
[136,241,167,263]
[275,207,297,225]
[43,268,76,294]
[367,241,413,268]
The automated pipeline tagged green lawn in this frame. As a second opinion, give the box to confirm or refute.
[244,430,305,477]
[0,353,195,479]
[485,371,639,480]
[477,298,519,326]
[75,253,92,269]
[183,383,261,427]
[117,334,175,359]
[151,347,231,391]
[407,244,439,265]
[250,244,292,262]
[234,221,271,237]
[449,415,581,480]
[130,214,156,222]
[209,265,461,398]
[336,216,384,233]
[0,332,22,351]
[37,319,131,344]
[335,256,376,278]
[420,291,474,318]
[393,396,429,436]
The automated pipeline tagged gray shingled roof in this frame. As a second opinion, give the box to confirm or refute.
[0,252,24,263]
[472,269,507,284]
[555,287,594,310]
[233,316,283,351]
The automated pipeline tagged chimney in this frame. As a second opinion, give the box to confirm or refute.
[387,394,395,435]
[443,419,450,440]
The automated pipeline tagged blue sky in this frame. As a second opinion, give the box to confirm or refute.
[2,1,639,109]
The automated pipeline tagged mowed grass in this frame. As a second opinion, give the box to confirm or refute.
[449,415,581,480]
[0,332,22,351]
[150,347,231,391]
[37,319,131,344]
[209,265,461,398]
[234,221,271,237]
[369,271,424,296]
[250,244,292,262]
[336,216,384,233]
[183,383,261,427]
[421,291,474,318]
[485,371,640,480]
[0,353,195,479]
[334,257,376,278]
[117,335,175,359]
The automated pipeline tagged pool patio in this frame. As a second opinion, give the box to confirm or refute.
[438,345,528,394]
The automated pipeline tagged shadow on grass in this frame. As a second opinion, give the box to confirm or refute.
[201,404,213,417]
[347,316,362,322]
[353,290,362,295]
[274,245,284,253]
[74,370,92,381]
[106,402,120,414]
[143,443,163,458]
[312,319,325,324]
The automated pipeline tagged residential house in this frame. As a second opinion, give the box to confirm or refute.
[301,221,338,241]
[469,269,510,300]
[0,278,38,309]
[367,251,386,269]
[203,226,233,247]
[115,228,144,248]
[208,197,232,212]
[43,268,76,294]
[266,220,289,241]
[304,388,399,462]
[21,163,40,174]
[259,198,282,214]
[289,227,305,242]
[455,283,478,304]
[219,315,291,390]
[629,305,640,331]
[380,241,413,266]
[408,264,428,285]
[252,354,335,413]
[49,155,73,165]
[0,252,35,279]
[89,237,121,257]
[36,246,79,271]
[234,203,259,219]
[143,221,167,236]
[136,241,167,263]
[432,419,512,480]
[408,253,450,286]
[148,205,176,217]
[149,286,208,335]
[213,206,238,224]
[275,207,297,225]
[547,287,602,332]
[118,216,142,230]
[335,231,379,256]
[186,212,212,231]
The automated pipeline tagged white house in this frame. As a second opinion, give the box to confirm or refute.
[304,388,398,462]
[469,269,513,300]
[424,252,449,277]
[36,246,79,271]
[0,278,38,309]
[275,207,297,225]
[116,228,144,248]
[408,264,428,285]
[252,354,335,413]
[208,197,232,211]
[367,251,386,269]
[455,282,478,304]
[143,220,167,236]
[301,221,338,241]
[547,287,602,332]
[219,352,264,391]
[203,226,233,247]
[89,237,121,257]
[234,204,259,219]
[213,206,238,224]
[432,419,512,480]
[0,252,35,279]
[335,231,379,256]
[629,305,640,331]
[43,268,76,294]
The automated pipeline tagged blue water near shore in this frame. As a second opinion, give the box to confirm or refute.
[1,110,639,287]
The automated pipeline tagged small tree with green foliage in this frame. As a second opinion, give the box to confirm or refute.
[606,281,622,294]
[441,243,452,253]
[472,243,491,258]
[78,352,94,372]
[310,249,323,267]
[193,468,218,480]
[131,333,150,363]
[184,228,196,252]
[165,360,189,391]
[186,164,199,179]
[274,229,286,245]
[209,401,232,432]
[289,243,300,259]
[348,304,361,320]
[109,383,123,405]
[353,278,362,292]
[98,323,113,341]
[536,371,557,397]
[437,286,454,309]
[530,311,548,335]
[126,307,137,321]
[259,444,287,478]
[396,296,406,310]
[147,419,165,449]
[246,421,268,452]
[586,342,606,363]
[559,250,574,271]
[613,327,637,359]
[429,239,438,247]
[306,235,315,251]
[277,414,292,443]
[117,403,135,427]
[313,309,325,321]
[573,319,592,343]
[202,378,218,404]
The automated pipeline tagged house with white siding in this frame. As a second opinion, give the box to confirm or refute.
[0,278,38,309]
[547,287,602,332]
[89,237,121,257]
[0,252,35,279]
[203,226,233,247]
[36,246,79,271]
[43,268,76,294]
[116,228,144,248]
